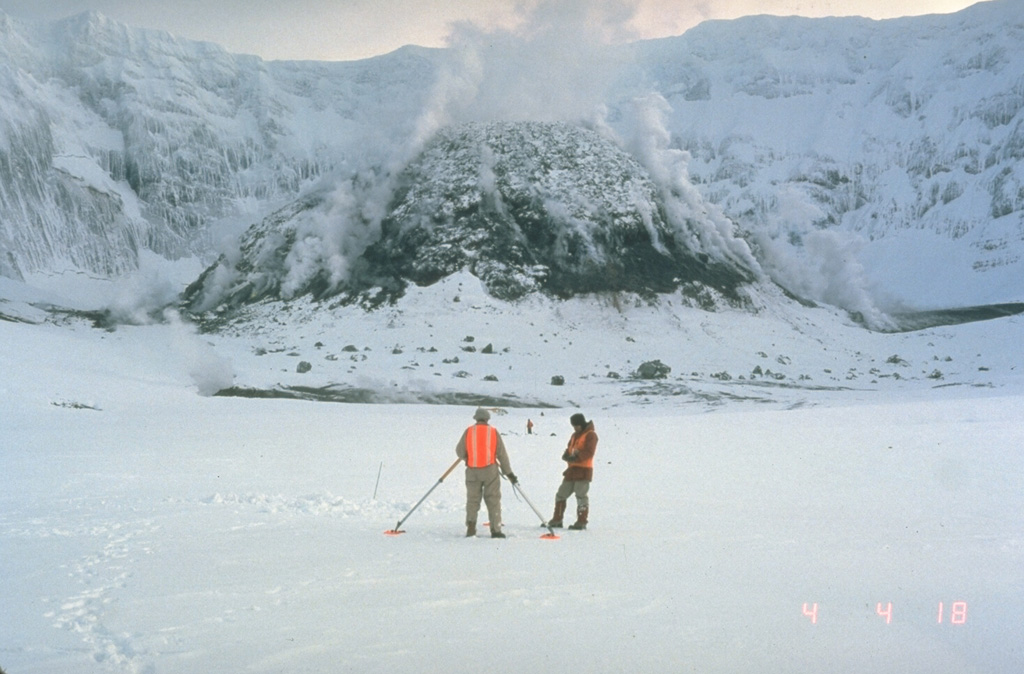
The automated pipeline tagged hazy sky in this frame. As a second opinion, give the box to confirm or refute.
[0,0,984,61]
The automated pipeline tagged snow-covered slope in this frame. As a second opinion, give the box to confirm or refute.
[1,2,1022,319]
[2,262,1023,674]
[628,0,1024,309]
[0,10,438,280]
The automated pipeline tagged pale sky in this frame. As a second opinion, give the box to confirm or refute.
[0,0,985,62]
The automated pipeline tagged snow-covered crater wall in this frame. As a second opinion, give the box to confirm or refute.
[1,1,1022,313]
[627,0,1024,308]
[0,10,437,280]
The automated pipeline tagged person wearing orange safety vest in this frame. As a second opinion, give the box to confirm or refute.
[546,412,598,530]
[456,407,516,538]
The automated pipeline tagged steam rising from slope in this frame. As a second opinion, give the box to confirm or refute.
[756,187,896,330]
[308,0,763,299]
[192,0,893,327]
[614,93,763,276]
[166,309,234,396]
[414,0,637,145]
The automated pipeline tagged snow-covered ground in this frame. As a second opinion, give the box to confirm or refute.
[2,273,1022,673]
[2,4,1023,671]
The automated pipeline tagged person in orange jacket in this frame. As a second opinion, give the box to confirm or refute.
[456,407,516,538]
[547,412,597,530]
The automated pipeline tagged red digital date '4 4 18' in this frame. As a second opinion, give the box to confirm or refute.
[801,601,967,625]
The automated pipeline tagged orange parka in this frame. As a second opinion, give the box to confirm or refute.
[562,421,597,481]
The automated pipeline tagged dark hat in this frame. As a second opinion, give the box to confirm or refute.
[569,413,586,427]
[473,407,491,422]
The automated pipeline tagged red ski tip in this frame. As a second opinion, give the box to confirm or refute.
[540,533,560,540]
[384,529,405,536]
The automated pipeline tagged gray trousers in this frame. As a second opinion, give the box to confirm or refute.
[556,479,590,509]
[465,464,502,528]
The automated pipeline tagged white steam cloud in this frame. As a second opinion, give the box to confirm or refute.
[106,266,180,325]
[282,182,379,299]
[755,187,894,329]
[611,93,764,275]
[414,0,638,147]
[165,309,235,396]
[105,252,204,323]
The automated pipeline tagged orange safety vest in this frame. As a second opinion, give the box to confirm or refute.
[465,424,498,468]
[567,430,595,468]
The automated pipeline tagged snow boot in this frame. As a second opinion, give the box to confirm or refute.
[546,500,567,528]
[466,523,476,537]
[490,528,506,539]
[568,507,588,530]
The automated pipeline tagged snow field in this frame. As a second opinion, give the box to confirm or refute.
[2,3,1024,671]
[2,311,1022,673]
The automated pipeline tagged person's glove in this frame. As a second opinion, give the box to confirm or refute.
[507,473,518,484]
[561,451,572,462]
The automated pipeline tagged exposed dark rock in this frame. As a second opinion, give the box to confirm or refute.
[361,122,753,302]
[634,360,672,379]
[214,384,557,408]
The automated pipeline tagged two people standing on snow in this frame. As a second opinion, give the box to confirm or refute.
[456,408,597,537]
[456,407,516,538]
[547,412,598,530]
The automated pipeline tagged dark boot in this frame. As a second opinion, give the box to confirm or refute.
[568,506,588,530]
[547,500,567,528]
[466,522,476,537]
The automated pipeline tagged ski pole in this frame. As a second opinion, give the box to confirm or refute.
[385,457,462,535]
[373,461,383,500]
[508,478,559,539]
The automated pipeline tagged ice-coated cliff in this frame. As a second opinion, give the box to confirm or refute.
[1,1,1021,317]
